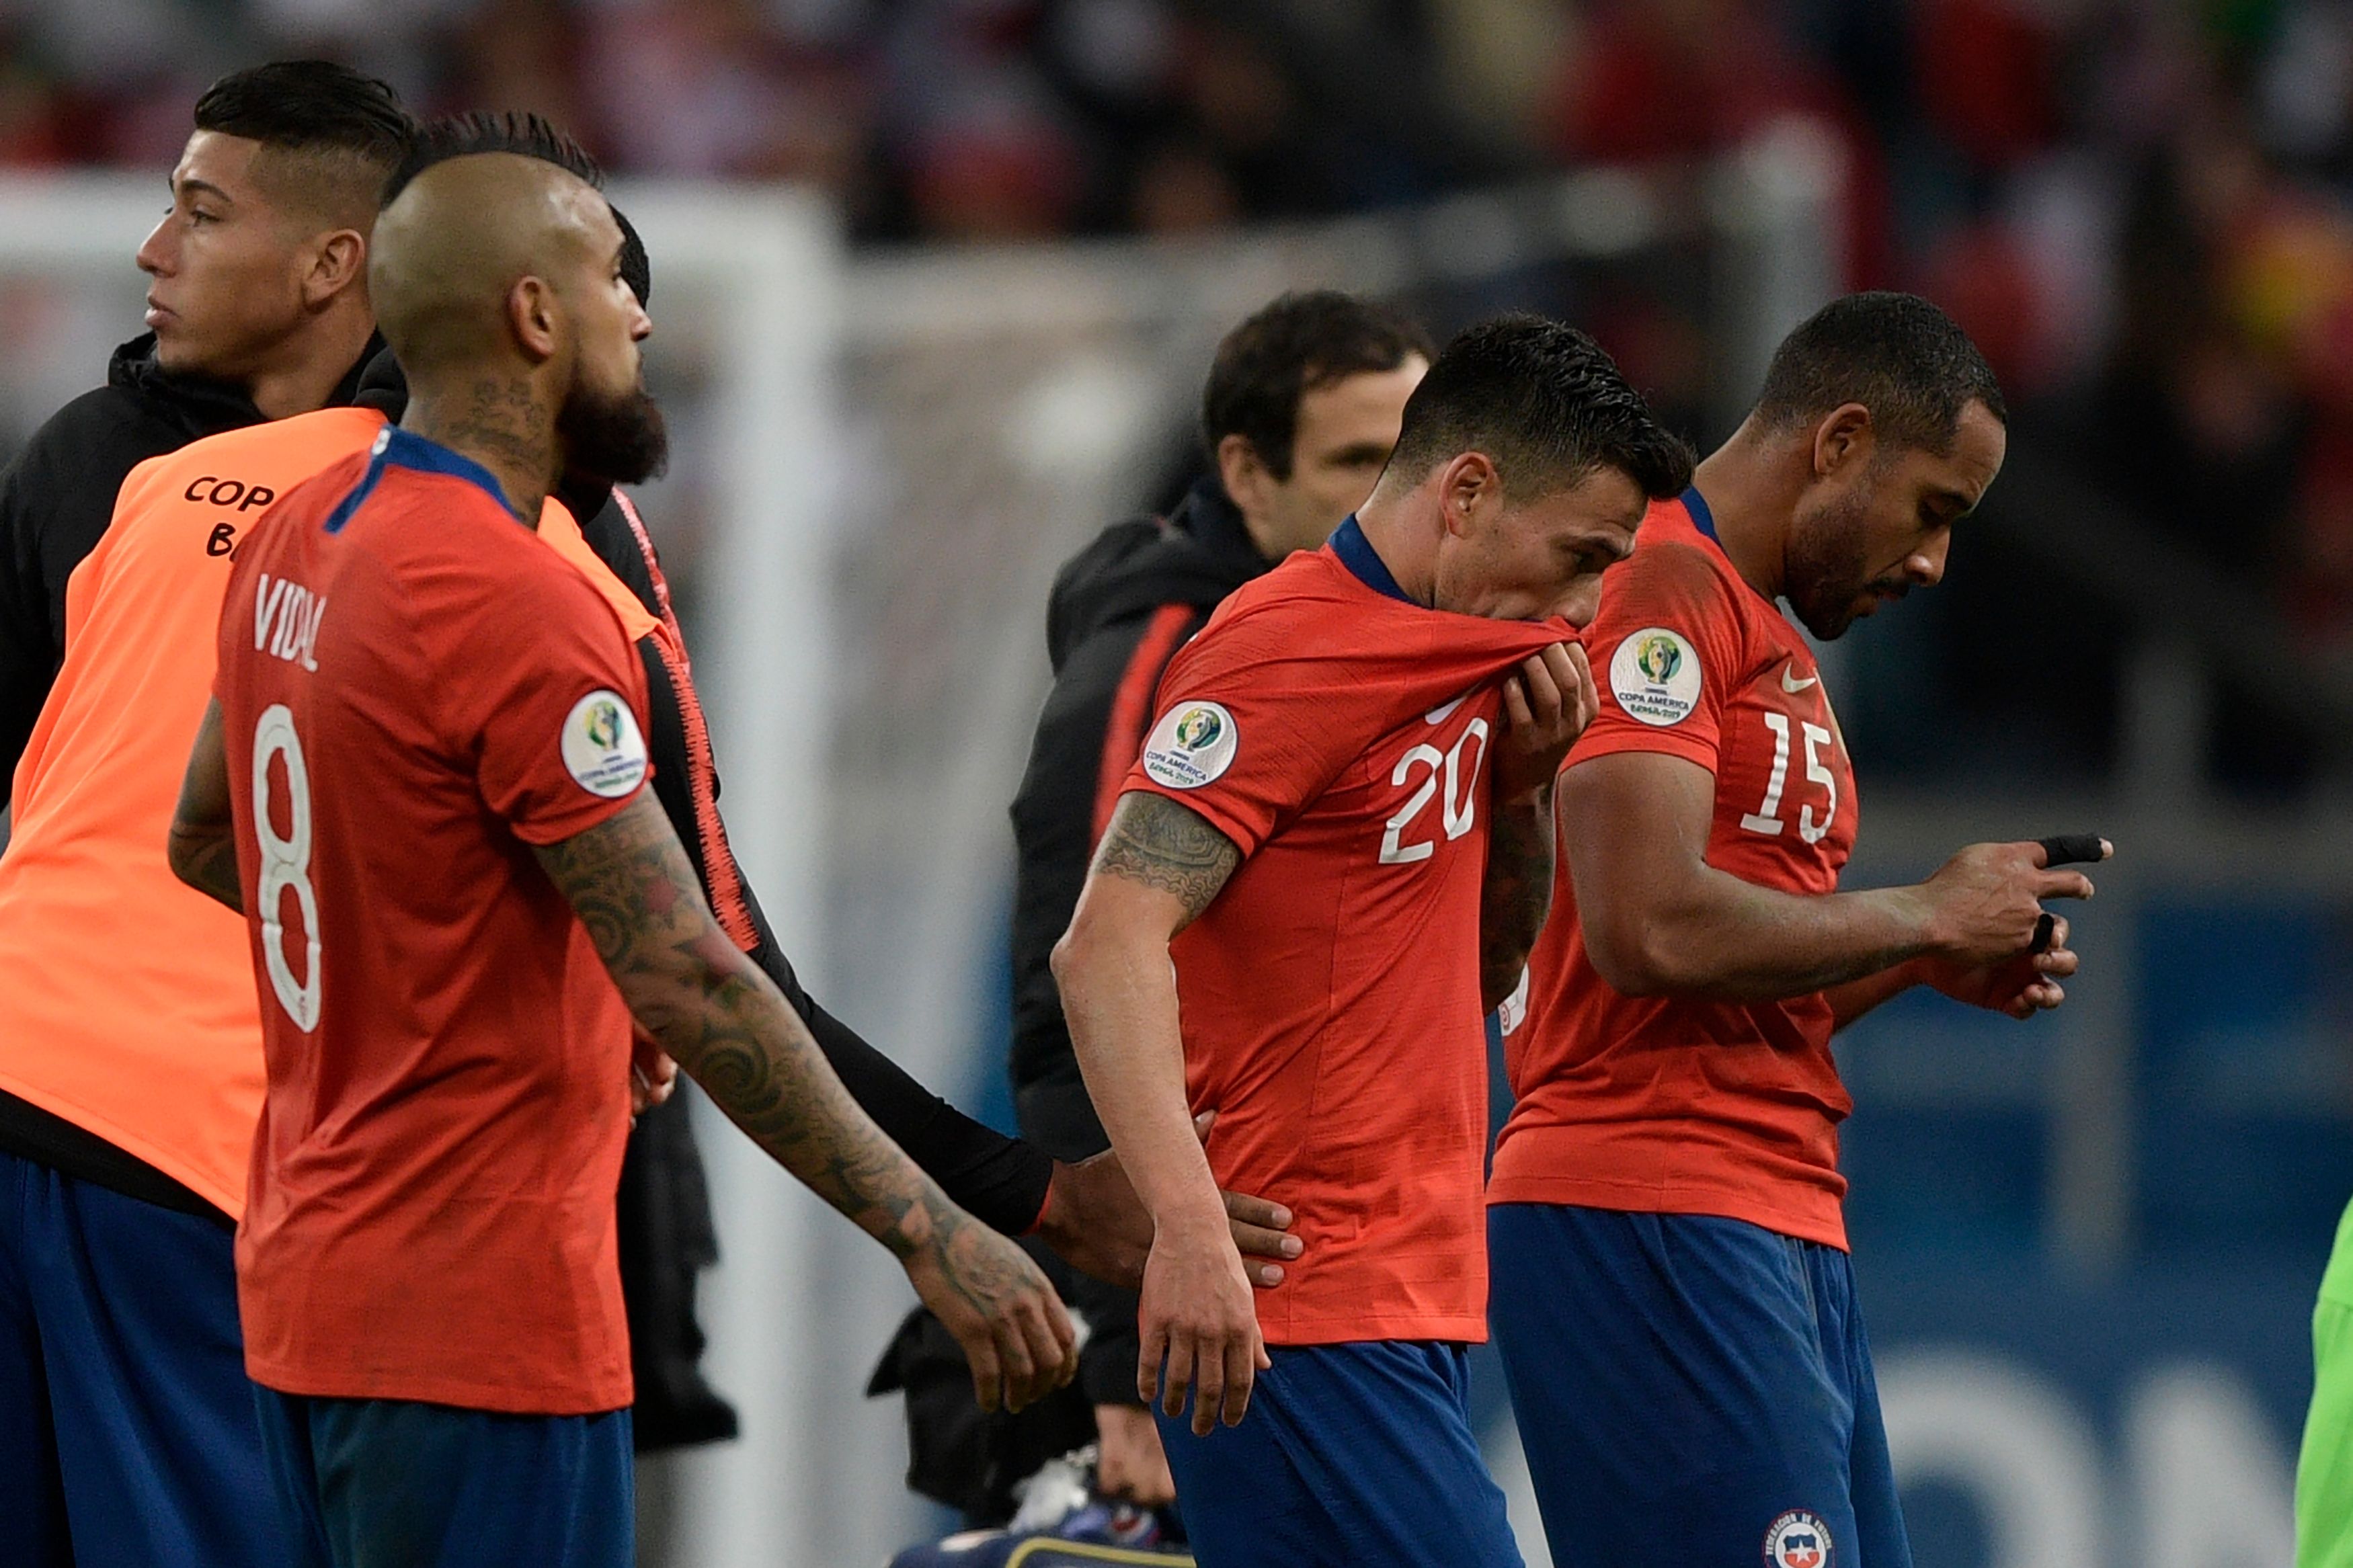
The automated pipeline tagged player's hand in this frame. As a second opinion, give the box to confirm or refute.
[1137,1214,1268,1436]
[1920,913,2079,1018]
[629,1036,677,1123]
[1915,838,2106,968]
[1039,1112,1299,1290]
[902,1214,1079,1415]
[1493,643,1597,804]
[1094,1402,1177,1508]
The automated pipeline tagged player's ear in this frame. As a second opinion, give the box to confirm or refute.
[1218,433,1271,515]
[1811,402,1872,480]
[303,229,366,309]
[1440,451,1498,538]
[508,276,561,364]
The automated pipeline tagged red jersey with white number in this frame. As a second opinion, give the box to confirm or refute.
[1489,489,1862,1249]
[1122,520,1568,1344]
[214,426,651,1414]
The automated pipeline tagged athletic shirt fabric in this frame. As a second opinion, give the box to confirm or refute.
[1489,489,1862,1249]
[0,408,387,1218]
[218,426,651,1414]
[1122,520,1569,1345]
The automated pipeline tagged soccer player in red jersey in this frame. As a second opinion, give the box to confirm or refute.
[1487,294,2107,1568]
[1053,318,1694,1567]
[167,147,1074,1564]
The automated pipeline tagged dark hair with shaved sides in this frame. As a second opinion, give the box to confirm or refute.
[191,60,413,220]
[1202,290,1433,481]
[1753,292,2007,456]
[383,112,602,209]
[1385,314,1694,502]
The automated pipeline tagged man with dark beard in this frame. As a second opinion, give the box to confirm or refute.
[165,142,1072,1565]
[1486,293,2108,1567]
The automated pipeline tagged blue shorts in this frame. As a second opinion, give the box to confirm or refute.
[1154,1339,1521,1568]
[1488,1204,1911,1568]
[252,1387,633,1568]
[0,1151,283,1567]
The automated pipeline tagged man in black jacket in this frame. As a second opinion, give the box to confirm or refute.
[1006,290,1431,1507]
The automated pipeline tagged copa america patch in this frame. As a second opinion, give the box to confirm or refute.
[1609,625,1702,727]
[561,689,649,798]
[1140,700,1237,790]
[1763,1510,1832,1568]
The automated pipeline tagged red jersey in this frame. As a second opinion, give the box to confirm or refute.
[1489,489,1862,1249]
[1123,520,1568,1345]
[214,426,652,1414]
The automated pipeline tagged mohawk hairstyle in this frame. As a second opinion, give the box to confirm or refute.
[382,112,602,208]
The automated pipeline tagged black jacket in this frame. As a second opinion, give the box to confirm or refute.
[1005,478,1271,1403]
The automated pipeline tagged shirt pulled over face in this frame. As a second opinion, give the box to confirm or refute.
[1123,526,1569,1346]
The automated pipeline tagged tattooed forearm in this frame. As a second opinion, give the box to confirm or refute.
[167,821,246,913]
[1479,786,1554,1014]
[1092,792,1240,927]
[534,795,959,1260]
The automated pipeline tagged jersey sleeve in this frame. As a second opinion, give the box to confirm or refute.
[449,554,655,845]
[1117,606,1371,858]
[1568,540,1747,776]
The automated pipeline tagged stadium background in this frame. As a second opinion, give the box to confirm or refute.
[0,2,2344,1564]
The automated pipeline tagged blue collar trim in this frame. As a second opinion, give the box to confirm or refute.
[325,425,516,536]
[1329,515,1412,604]
[378,426,513,513]
[1681,485,1719,542]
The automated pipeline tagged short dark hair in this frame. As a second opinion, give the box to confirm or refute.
[191,61,413,216]
[1753,292,2007,454]
[1202,291,1435,480]
[383,112,602,209]
[1384,314,1694,502]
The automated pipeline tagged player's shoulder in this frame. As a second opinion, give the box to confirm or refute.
[120,407,385,522]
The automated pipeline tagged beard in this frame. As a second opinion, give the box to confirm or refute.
[1784,484,1908,640]
[557,373,670,487]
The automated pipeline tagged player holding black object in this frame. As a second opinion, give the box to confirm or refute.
[1489,294,2112,1568]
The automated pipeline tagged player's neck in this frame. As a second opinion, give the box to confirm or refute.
[1350,493,1437,606]
[1690,432,1794,606]
[241,300,374,422]
[400,374,556,528]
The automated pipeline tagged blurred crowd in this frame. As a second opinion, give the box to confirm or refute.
[12,0,2353,727]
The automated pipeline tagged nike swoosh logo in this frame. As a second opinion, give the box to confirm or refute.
[1780,663,1819,694]
[1425,694,1470,724]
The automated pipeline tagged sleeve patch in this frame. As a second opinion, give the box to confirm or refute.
[1608,627,1704,727]
[1140,700,1238,790]
[561,689,649,798]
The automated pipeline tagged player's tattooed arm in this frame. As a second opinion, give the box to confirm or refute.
[1090,791,1240,926]
[1055,793,1269,1433]
[167,698,245,914]
[536,794,1076,1412]
[1479,789,1553,1014]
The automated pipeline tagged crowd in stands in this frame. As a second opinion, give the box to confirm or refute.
[9,0,2353,766]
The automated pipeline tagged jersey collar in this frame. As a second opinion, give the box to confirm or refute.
[376,426,514,514]
[1329,514,1413,604]
[1681,484,1720,544]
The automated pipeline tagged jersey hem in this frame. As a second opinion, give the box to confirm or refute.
[247,1361,633,1418]
[0,1066,246,1219]
[506,777,648,848]
[1484,1174,1848,1251]
[1566,728,1720,774]
[1259,1313,1489,1348]
[1117,780,1261,860]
